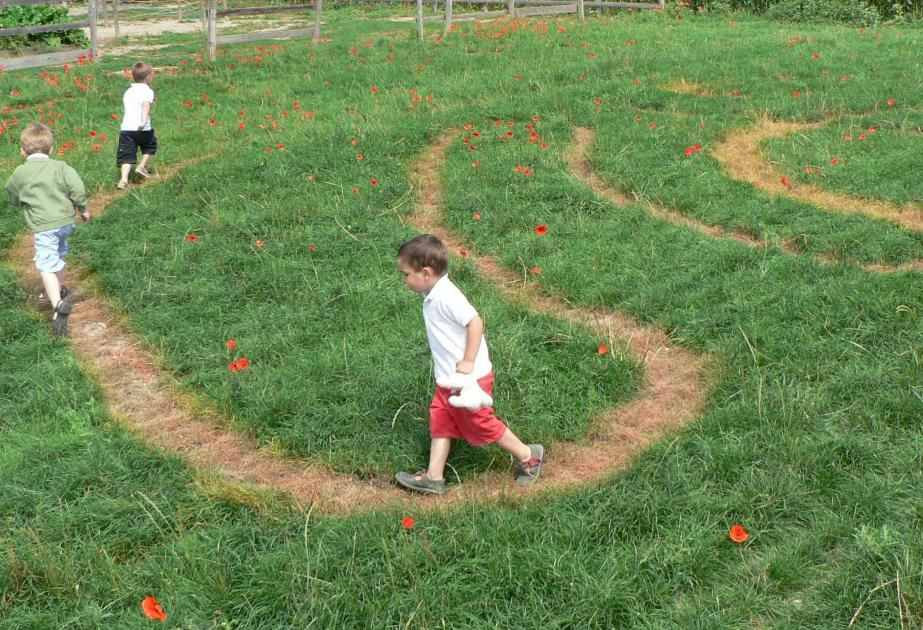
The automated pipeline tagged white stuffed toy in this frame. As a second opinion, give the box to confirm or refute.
[437,372,493,411]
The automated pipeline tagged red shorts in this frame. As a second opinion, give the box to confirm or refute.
[429,372,508,446]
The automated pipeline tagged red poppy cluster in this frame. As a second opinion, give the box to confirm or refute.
[683,144,703,156]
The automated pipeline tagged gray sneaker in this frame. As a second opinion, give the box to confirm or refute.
[396,470,446,496]
[515,444,545,486]
[51,297,72,337]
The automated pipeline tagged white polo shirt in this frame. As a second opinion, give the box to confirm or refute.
[422,275,492,381]
[121,83,155,131]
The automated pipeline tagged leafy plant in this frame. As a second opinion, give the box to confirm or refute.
[0,5,89,52]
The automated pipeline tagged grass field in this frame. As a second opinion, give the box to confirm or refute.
[2,5,923,627]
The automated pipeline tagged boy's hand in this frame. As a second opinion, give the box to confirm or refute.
[79,210,90,223]
[455,359,474,374]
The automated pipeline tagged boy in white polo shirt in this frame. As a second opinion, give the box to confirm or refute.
[116,61,158,190]
[395,234,544,495]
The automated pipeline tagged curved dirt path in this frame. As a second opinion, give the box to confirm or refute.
[7,166,406,515]
[714,118,923,234]
[407,131,707,498]
[8,139,707,515]
[570,126,923,274]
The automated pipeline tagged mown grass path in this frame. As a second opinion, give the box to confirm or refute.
[715,118,923,237]
[574,124,923,273]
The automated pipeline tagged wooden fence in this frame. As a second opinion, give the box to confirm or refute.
[205,0,320,61]
[0,0,98,71]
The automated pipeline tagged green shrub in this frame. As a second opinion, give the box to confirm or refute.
[765,0,880,24]
[0,5,89,52]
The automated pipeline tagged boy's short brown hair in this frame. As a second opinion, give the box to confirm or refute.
[131,61,153,83]
[20,123,53,155]
[397,234,449,276]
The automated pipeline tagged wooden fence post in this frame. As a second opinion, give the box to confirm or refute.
[113,0,120,37]
[88,0,98,59]
[443,0,452,36]
[506,0,514,15]
[313,0,322,42]
[200,0,207,30]
[416,0,424,41]
[207,0,217,61]
[577,0,584,20]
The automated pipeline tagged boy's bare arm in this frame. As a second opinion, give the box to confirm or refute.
[138,101,151,130]
[456,314,484,374]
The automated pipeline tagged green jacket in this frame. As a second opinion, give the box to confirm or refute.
[5,156,88,233]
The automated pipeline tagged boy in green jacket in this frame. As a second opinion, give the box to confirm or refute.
[5,123,89,336]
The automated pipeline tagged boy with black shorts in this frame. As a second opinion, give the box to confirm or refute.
[116,61,157,190]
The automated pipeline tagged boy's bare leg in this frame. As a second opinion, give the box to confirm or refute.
[426,438,452,481]
[495,428,533,462]
[118,163,131,186]
[39,271,62,314]
[138,154,152,171]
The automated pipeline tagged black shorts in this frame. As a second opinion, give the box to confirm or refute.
[116,129,158,166]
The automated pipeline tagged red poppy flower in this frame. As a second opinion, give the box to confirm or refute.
[186,233,198,242]
[791,90,801,97]
[649,122,657,129]
[235,357,250,370]
[370,86,378,94]
[209,118,216,126]
[534,224,548,236]
[184,100,192,107]
[493,120,502,126]
[111,113,118,120]
[594,97,603,105]
[858,133,866,141]
[402,515,415,529]
[356,153,364,160]
[91,144,101,151]
[472,131,480,138]
[811,51,819,60]
[471,161,480,168]
[255,240,265,248]
[459,248,468,257]
[370,178,378,186]
[308,245,317,251]
[692,144,702,152]
[830,158,839,165]
[842,134,852,141]
[228,360,240,373]
[141,596,167,622]
[540,142,548,149]
[238,122,245,130]
[887,98,895,106]
[530,266,541,275]
[635,114,642,123]
[867,126,877,133]
[226,339,237,350]
[464,123,473,130]
[89,130,97,137]
[352,187,360,194]
[780,176,790,187]
[729,524,749,543]
[598,344,609,356]
[684,147,694,156]
[472,213,481,221]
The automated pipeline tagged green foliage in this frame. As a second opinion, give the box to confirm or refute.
[765,0,881,25]
[0,5,88,52]
[693,0,921,21]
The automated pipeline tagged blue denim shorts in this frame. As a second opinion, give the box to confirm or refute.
[33,222,76,273]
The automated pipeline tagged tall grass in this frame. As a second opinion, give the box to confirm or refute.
[1,8,922,627]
